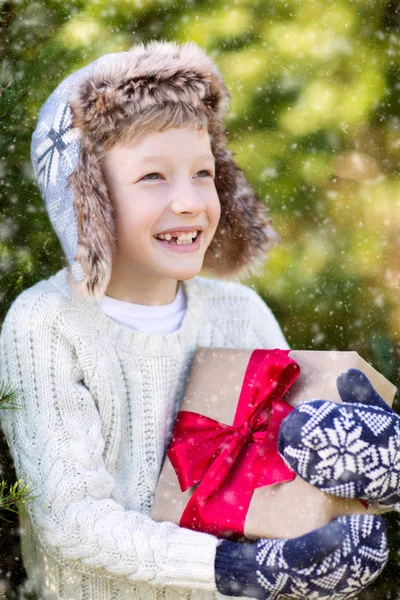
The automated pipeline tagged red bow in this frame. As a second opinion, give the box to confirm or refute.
[167,349,299,538]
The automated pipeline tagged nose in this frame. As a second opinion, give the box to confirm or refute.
[169,177,207,215]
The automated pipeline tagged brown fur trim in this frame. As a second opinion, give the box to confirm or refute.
[203,140,279,277]
[67,136,116,301]
[69,40,230,140]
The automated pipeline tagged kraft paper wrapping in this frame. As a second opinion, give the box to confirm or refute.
[151,349,397,540]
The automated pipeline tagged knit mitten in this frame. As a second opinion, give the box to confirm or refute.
[278,368,400,507]
[215,514,388,599]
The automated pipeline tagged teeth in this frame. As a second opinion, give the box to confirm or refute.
[176,231,198,240]
[155,230,199,242]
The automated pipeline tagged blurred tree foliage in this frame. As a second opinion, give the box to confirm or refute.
[0,0,399,597]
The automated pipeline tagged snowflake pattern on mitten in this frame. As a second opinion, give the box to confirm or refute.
[255,515,387,600]
[278,369,400,506]
[215,514,388,600]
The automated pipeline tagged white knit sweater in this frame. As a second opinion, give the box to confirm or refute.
[0,267,289,600]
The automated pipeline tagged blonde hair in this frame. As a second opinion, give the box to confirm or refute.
[97,103,212,158]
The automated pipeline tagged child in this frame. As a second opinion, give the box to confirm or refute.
[0,40,389,600]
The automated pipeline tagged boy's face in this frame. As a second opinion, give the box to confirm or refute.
[101,126,221,291]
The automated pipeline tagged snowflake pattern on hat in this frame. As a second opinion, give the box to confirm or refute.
[30,53,120,281]
[36,102,80,196]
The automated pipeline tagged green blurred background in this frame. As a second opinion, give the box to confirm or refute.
[0,0,399,597]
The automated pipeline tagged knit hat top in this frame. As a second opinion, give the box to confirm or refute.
[30,40,278,302]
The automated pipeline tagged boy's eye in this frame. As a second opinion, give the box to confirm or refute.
[139,170,213,182]
[196,169,213,178]
[141,173,161,181]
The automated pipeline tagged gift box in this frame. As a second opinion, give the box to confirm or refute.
[151,349,397,540]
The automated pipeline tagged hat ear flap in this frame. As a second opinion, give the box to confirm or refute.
[67,137,116,302]
[203,146,278,277]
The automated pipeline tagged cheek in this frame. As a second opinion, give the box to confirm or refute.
[114,190,159,235]
[209,189,221,225]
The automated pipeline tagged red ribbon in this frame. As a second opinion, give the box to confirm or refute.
[167,349,300,538]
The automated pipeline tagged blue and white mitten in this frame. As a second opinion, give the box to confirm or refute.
[215,514,388,599]
[278,368,400,508]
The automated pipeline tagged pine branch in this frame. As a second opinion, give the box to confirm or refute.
[0,378,21,410]
[0,477,41,523]
[0,379,41,519]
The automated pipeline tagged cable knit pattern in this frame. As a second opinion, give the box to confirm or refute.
[0,267,288,600]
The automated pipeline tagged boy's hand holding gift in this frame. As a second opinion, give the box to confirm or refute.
[214,514,387,599]
[152,348,395,598]
[279,367,400,510]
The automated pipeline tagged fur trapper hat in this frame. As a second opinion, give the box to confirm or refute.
[31,40,278,302]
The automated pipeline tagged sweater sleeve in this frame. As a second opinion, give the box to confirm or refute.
[245,287,290,350]
[0,293,219,591]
